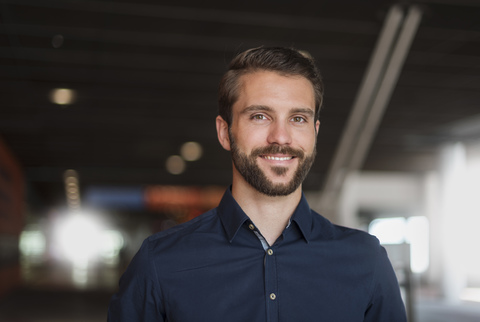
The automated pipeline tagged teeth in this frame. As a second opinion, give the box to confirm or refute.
[263,156,292,161]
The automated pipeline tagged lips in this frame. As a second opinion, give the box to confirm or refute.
[252,145,304,161]
[261,155,293,161]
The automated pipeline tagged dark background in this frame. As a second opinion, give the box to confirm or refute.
[1,0,479,212]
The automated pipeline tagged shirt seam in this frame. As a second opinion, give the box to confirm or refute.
[367,241,382,309]
[149,210,217,243]
[149,239,167,319]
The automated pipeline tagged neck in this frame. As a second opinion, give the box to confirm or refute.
[232,179,302,246]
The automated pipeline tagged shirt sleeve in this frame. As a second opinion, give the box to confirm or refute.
[108,238,164,322]
[364,245,407,322]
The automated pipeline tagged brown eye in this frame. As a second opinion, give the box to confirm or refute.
[252,114,267,120]
[292,116,306,123]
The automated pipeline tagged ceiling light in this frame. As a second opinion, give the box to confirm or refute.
[180,141,203,161]
[166,155,186,175]
[64,169,81,209]
[50,88,76,105]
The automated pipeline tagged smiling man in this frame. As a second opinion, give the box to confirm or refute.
[108,47,407,322]
[216,68,320,247]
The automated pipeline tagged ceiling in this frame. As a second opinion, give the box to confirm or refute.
[1,0,480,212]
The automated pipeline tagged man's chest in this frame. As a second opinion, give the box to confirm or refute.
[157,242,372,322]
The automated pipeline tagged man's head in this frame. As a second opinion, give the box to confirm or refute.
[216,47,323,197]
[218,47,323,128]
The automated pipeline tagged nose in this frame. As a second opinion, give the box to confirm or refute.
[267,120,292,145]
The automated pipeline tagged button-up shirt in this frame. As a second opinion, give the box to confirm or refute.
[108,188,406,321]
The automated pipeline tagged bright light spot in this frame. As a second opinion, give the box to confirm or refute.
[55,214,102,265]
[180,141,203,161]
[19,230,46,259]
[50,88,76,105]
[369,216,429,274]
[166,155,186,175]
[369,217,406,244]
[99,230,124,265]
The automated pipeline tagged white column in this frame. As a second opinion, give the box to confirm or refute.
[422,171,442,286]
[439,143,468,302]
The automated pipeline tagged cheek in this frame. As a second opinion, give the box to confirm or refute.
[296,130,317,150]
[237,128,268,149]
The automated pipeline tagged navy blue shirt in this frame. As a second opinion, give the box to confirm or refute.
[108,188,406,321]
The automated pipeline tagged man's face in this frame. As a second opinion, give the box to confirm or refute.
[224,70,319,197]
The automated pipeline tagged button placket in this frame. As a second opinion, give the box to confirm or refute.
[264,244,278,321]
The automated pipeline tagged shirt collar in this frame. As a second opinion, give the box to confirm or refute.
[290,192,313,243]
[217,187,313,243]
[217,187,250,243]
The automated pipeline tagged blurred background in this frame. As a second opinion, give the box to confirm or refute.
[1,0,480,321]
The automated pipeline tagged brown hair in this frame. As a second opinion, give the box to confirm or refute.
[218,47,324,126]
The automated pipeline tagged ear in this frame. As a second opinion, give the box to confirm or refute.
[315,120,320,135]
[216,115,231,151]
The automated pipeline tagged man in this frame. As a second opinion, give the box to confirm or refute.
[108,47,407,321]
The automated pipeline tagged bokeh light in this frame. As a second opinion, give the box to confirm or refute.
[166,155,186,175]
[180,141,203,161]
[50,88,76,105]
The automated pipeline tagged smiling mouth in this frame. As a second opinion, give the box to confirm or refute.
[261,155,294,161]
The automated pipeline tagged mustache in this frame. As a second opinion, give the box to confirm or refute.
[250,145,305,159]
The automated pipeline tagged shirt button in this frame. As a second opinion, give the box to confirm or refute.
[248,224,255,230]
[267,249,273,255]
[270,293,276,300]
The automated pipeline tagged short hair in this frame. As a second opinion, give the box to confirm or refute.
[218,46,324,126]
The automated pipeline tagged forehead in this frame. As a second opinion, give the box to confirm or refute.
[235,70,315,111]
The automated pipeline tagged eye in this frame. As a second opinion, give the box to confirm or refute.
[291,116,306,123]
[251,114,268,121]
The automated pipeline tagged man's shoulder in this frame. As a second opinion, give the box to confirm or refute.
[310,209,381,250]
[140,207,227,260]
[147,208,220,244]
[137,207,229,273]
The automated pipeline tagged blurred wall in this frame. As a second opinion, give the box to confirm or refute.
[321,153,480,303]
[0,137,24,298]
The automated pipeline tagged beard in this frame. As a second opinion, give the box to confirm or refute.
[229,132,316,197]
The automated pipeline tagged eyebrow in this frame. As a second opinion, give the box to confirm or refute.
[290,107,315,118]
[240,105,273,115]
[241,105,315,118]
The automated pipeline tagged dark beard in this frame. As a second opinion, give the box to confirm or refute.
[229,132,316,197]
